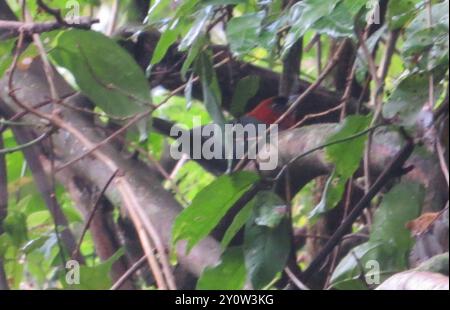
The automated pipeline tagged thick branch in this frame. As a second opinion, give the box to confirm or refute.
[0,60,222,277]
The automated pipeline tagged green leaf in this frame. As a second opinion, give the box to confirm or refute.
[370,181,424,248]
[403,25,448,57]
[244,216,291,289]
[402,1,449,71]
[283,0,340,56]
[62,249,124,290]
[221,199,255,249]
[313,0,366,38]
[309,115,371,220]
[309,171,346,220]
[194,51,226,126]
[221,191,287,249]
[227,12,265,56]
[151,27,180,65]
[197,247,247,290]
[0,39,14,78]
[172,172,259,252]
[383,72,443,126]
[253,191,288,228]
[230,76,260,116]
[326,115,371,179]
[406,0,449,36]
[415,253,449,275]
[4,211,28,247]
[330,181,424,289]
[330,242,383,290]
[179,6,213,51]
[49,29,151,136]
[181,36,206,80]
[386,0,421,30]
[22,235,50,254]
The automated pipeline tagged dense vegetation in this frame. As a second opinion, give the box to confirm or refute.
[0,0,448,290]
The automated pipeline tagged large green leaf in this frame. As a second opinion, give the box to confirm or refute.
[383,72,443,127]
[406,0,448,36]
[386,0,421,30]
[402,1,449,70]
[309,115,371,220]
[181,36,206,79]
[329,242,384,290]
[194,51,226,127]
[244,217,290,289]
[243,192,290,289]
[330,181,424,289]
[313,0,366,38]
[283,0,340,56]
[227,12,265,56]
[221,191,287,248]
[309,170,347,220]
[370,182,424,248]
[172,172,259,252]
[151,27,180,65]
[49,30,151,129]
[61,249,124,290]
[197,247,247,290]
[403,0,449,71]
[326,115,371,179]
[221,199,255,249]
[179,6,214,51]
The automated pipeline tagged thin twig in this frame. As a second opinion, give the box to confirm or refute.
[110,255,147,290]
[0,129,53,155]
[275,125,383,181]
[285,267,309,290]
[72,169,120,259]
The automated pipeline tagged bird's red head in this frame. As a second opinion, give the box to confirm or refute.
[246,96,297,130]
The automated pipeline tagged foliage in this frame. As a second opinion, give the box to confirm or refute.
[0,0,448,290]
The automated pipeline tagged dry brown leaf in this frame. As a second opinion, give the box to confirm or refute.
[406,212,440,236]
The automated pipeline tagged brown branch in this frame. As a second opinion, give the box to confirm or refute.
[72,169,120,259]
[110,255,147,290]
[53,165,135,289]
[0,18,99,39]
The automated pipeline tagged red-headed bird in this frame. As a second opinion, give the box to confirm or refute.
[152,96,296,173]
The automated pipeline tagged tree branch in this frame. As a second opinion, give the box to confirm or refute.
[0,18,99,40]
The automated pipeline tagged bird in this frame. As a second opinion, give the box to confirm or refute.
[152,96,296,173]
[242,96,297,130]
